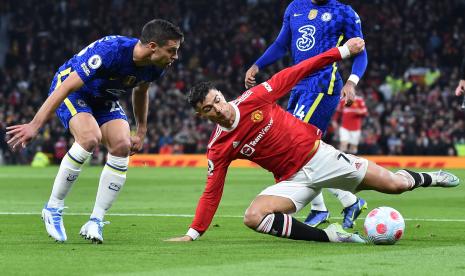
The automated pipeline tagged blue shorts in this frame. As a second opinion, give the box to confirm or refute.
[49,71,128,130]
[286,78,343,132]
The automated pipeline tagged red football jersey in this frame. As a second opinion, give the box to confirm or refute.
[190,48,343,234]
[336,96,367,131]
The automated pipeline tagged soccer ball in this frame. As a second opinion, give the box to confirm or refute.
[364,206,405,245]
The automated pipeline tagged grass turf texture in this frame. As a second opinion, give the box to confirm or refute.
[0,166,464,275]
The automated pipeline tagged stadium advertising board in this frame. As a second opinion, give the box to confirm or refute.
[129,155,465,169]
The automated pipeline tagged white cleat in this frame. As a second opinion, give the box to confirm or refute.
[42,205,68,242]
[79,218,110,244]
[323,223,367,243]
[427,170,460,188]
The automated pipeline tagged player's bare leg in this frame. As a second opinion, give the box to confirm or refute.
[42,113,100,242]
[80,119,130,243]
[244,195,364,243]
[356,161,460,193]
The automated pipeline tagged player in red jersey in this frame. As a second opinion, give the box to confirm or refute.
[167,38,460,243]
[335,95,367,154]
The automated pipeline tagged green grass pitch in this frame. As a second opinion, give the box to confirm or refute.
[0,166,464,275]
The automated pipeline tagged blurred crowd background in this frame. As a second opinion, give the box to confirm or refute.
[1,0,465,165]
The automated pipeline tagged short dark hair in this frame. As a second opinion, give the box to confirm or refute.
[140,19,184,46]
[187,81,217,109]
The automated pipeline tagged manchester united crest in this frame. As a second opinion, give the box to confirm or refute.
[251,110,263,123]
[308,9,318,20]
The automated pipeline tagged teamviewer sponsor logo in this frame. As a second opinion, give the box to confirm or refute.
[240,118,273,157]
[240,144,255,157]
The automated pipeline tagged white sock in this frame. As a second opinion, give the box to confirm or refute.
[91,154,129,220]
[310,192,328,212]
[48,143,92,208]
[327,188,357,208]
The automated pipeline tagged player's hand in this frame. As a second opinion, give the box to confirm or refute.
[165,235,193,242]
[341,81,356,106]
[129,134,144,156]
[455,79,465,96]
[344,37,365,56]
[6,123,39,151]
[245,64,259,89]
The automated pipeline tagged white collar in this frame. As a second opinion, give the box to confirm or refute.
[219,102,240,132]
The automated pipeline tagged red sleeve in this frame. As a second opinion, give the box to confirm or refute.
[190,154,231,234]
[263,47,343,102]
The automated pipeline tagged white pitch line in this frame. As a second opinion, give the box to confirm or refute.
[0,212,464,222]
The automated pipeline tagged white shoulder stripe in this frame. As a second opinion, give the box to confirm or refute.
[208,126,223,149]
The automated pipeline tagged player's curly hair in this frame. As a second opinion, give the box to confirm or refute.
[140,19,184,46]
[187,81,217,109]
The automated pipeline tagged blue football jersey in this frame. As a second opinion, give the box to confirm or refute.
[283,0,363,93]
[55,35,165,98]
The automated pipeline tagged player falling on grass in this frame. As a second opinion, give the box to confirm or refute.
[335,95,367,154]
[244,0,369,229]
[6,19,184,243]
[167,38,460,243]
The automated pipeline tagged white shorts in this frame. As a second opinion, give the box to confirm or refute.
[258,141,368,212]
[339,127,361,145]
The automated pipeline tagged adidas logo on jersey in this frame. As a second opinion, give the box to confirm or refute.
[232,141,240,149]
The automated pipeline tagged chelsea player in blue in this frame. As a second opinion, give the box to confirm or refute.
[7,19,184,243]
[244,0,368,229]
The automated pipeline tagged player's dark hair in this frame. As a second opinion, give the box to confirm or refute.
[140,19,184,46]
[187,81,216,109]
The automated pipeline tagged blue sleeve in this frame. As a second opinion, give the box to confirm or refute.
[71,39,118,83]
[343,6,368,80]
[254,4,292,69]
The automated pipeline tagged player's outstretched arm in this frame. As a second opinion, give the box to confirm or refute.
[245,7,291,89]
[264,38,365,102]
[6,72,84,150]
[130,83,149,155]
[166,163,230,242]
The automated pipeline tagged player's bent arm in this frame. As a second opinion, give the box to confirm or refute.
[253,6,291,70]
[254,39,289,70]
[7,72,84,149]
[132,82,149,135]
[31,72,84,129]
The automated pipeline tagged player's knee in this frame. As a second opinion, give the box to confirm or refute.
[243,207,265,229]
[77,133,102,151]
[108,138,131,157]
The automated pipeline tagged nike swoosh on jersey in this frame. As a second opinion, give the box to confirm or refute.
[293,13,303,17]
